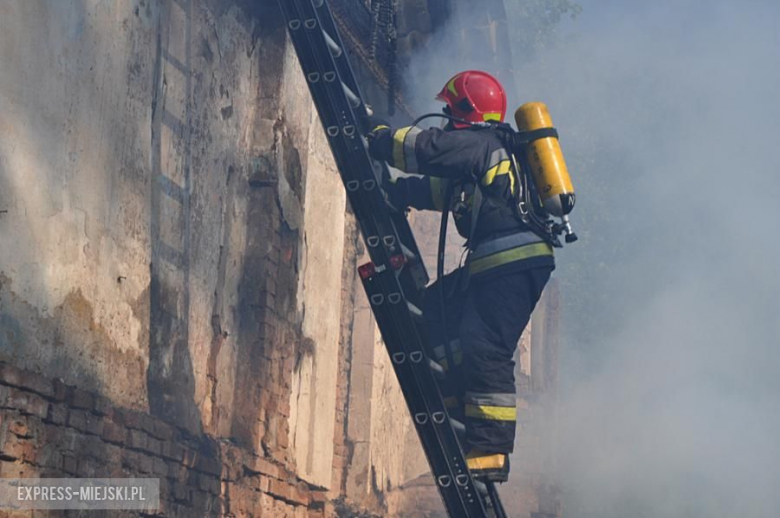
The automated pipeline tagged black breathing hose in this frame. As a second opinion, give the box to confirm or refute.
[410,111,493,129]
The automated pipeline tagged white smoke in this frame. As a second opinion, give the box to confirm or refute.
[519,0,780,516]
[403,0,780,515]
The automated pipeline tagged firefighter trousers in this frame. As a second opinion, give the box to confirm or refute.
[423,266,552,454]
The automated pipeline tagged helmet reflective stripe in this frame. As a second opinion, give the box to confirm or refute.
[447,78,458,96]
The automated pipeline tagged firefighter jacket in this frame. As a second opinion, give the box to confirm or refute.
[367,123,555,277]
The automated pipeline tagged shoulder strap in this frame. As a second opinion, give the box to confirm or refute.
[466,181,483,250]
[437,180,456,281]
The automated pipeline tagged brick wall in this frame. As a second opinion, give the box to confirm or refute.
[0,1,355,516]
[0,361,326,517]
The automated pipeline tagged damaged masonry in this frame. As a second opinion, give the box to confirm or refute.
[0,0,561,516]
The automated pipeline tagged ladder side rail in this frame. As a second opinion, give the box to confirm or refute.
[301,0,432,294]
[286,0,429,321]
[370,272,488,515]
[282,1,400,275]
[286,0,430,295]
[309,0,369,120]
[283,3,458,450]
[279,2,498,515]
[291,1,438,335]
[287,0,402,271]
[362,275,479,518]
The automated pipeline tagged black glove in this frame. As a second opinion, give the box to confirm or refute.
[366,114,390,134]
[366,118,393,162]
[382,178,407,210]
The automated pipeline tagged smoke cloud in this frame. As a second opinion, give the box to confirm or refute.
[404,0,780,516]
[537,1,780,516]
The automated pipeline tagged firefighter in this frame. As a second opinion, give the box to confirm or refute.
[366,70,554,482]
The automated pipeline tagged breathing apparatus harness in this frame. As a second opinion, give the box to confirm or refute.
[407,111,569,255]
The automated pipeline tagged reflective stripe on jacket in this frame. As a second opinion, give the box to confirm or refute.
[467,231,553,275]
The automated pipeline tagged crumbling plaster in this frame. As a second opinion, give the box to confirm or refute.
[0,0,162,407]
[0,1,548,514]
[0,0,349,469]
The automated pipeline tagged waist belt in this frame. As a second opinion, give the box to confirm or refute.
[469,231,545,260]
[467,231,553,275]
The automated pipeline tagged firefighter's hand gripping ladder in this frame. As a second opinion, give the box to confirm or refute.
[277,1,508,516]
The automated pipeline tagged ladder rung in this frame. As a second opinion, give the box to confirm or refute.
[400,243,417,263]
[428,359,445,377]
[323,31,342,58]
[342,82,361,109]
[406,301,423,320]
[450,418,465,436]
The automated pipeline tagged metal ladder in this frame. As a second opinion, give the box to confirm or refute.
[277,1,507,516]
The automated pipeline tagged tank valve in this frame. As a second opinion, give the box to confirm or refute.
[562,215,578,243]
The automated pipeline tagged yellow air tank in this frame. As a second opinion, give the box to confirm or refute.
[514,102,575,218]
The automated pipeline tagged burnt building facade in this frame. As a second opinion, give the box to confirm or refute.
[0,1,559,516]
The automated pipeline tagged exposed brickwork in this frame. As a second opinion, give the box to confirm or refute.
[0,362,327,517]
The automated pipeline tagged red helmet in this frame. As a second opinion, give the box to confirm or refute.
[436,70,507,128]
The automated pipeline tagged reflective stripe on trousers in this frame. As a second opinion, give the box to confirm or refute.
[464,392,517,421]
